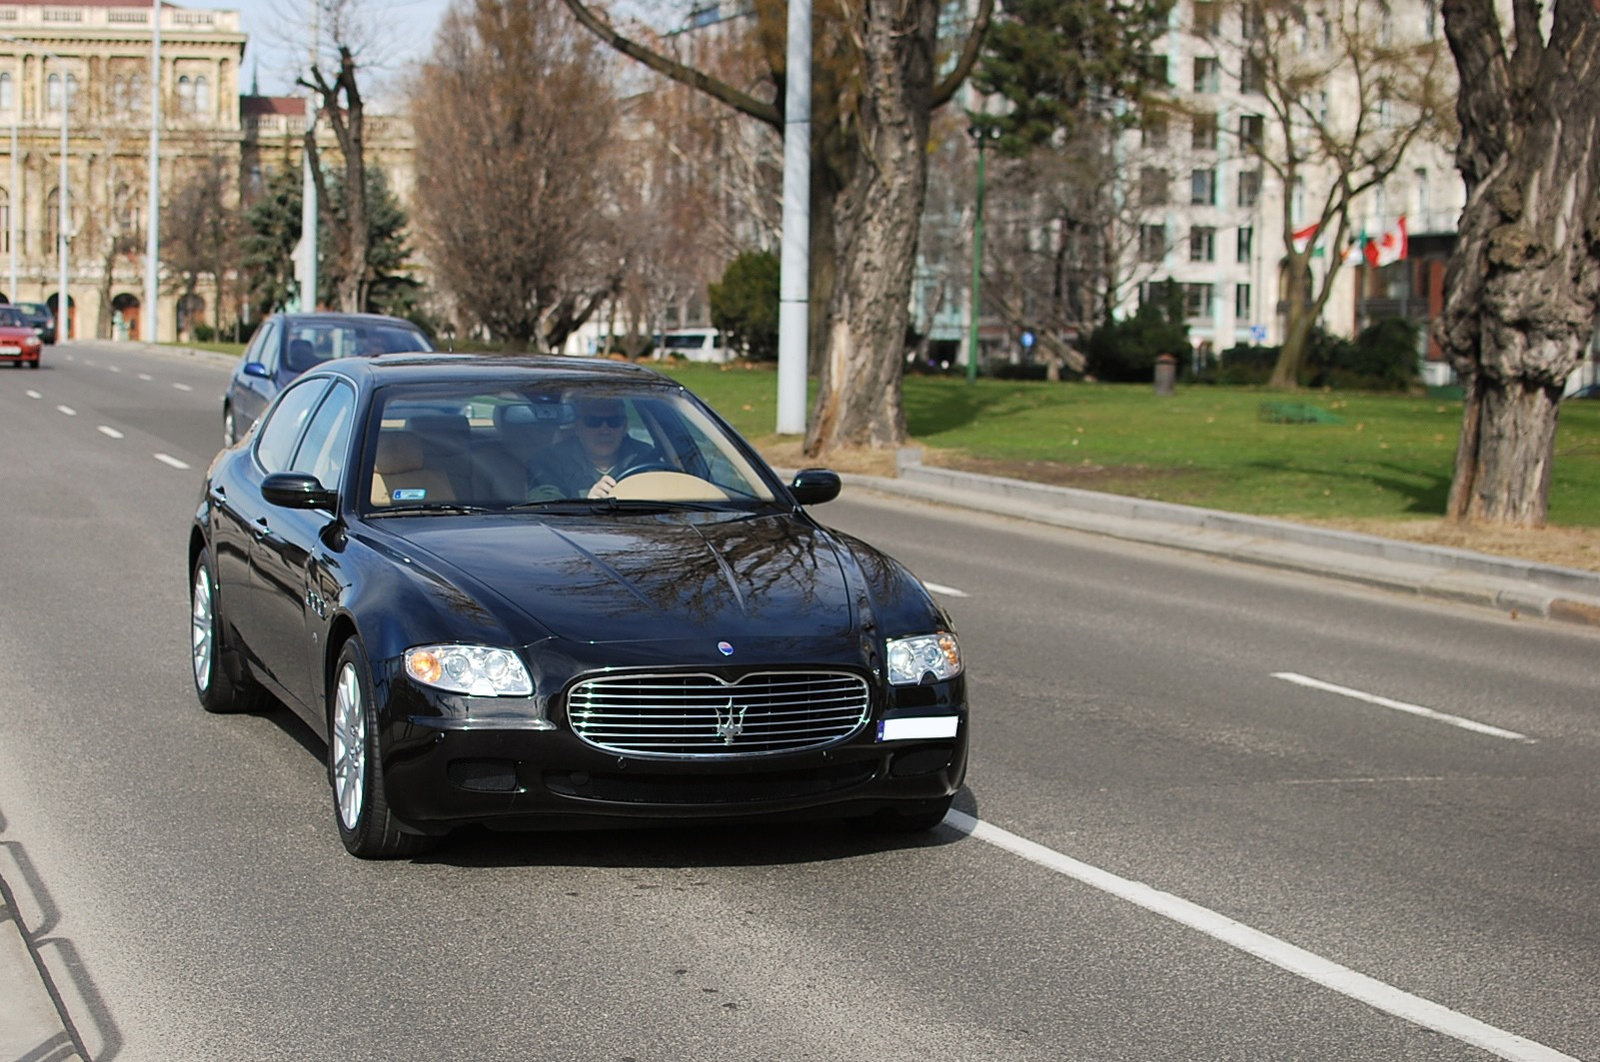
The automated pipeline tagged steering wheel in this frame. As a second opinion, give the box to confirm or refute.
[613,459,671,480]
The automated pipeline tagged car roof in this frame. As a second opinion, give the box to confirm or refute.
[309,353,674,389]
[272,311,428,330]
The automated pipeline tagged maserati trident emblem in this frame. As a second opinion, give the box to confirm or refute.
[717,641,734,656]
[713,696,747,745]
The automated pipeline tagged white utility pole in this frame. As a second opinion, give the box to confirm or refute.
[144,0,160,341]
[775,0,811,436]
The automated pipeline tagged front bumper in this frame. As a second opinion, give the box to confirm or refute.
[378,676,968,833]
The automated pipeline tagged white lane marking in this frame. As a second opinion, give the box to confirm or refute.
[922,581,968,598]
[154,453,190,470]
[56,405,76,416]
[172,382,194,392]
[107,365,121,373]
[97,426,125,439]
[137,373,153,381]
[946,811,1576,1061]
[1273,672,1532,743]
[25,389,41,399]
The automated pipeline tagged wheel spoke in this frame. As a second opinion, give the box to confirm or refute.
[332,662,367,830]
[191,569,213,690]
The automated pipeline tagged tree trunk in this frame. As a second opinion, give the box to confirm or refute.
[803,3,936,455]
[1435,0,1600,526]
[1269,255,1313,389]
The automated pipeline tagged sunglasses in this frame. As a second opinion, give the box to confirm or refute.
[583,414,626,429]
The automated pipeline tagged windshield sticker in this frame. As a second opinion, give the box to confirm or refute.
[392,489,428,501]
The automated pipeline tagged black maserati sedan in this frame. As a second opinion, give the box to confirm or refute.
[189,355,968,858]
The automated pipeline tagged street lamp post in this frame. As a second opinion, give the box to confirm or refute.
[0,35,69,339]
[966,122,1000,385]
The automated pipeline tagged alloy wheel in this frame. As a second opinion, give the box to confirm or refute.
[191,566,214,692]
[332,662,367,831]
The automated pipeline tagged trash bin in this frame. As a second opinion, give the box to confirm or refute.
[1154,353,1177,396]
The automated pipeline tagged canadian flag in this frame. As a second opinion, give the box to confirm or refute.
[1292,222,1319,254]
[1363,215,1409,267]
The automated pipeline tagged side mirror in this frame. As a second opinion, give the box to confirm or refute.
[262,472,338,511]
[789,468,841,506]
[243,361,272,380]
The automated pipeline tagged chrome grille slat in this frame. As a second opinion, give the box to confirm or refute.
[567,670,871,758]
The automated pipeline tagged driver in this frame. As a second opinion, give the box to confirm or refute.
[527,396,657,500]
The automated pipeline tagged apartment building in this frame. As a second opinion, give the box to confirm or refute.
[1119,0,1463,379]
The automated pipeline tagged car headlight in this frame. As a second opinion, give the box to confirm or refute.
[404,644,533,697]
[886,632,962,686]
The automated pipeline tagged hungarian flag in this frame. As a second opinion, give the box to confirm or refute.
[1292,222,1319,254]
[1363,215,1409,267]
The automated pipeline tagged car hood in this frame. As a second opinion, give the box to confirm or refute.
[380,510,858,645]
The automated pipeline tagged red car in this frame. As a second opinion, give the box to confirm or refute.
[0,305,43,368]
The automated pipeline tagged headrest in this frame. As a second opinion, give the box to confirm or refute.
[286,338,317,371]
[374,432,423,474]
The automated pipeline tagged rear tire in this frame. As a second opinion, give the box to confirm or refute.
[330,638,436,859]
[26,359,38,369]
[191,548,265,714]
[223,406,237,446]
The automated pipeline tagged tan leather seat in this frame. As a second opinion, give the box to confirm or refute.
[371,432,456,506]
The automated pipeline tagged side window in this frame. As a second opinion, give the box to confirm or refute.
[246,319,280,371]
[255,378,332,474]
[290,382,357,489]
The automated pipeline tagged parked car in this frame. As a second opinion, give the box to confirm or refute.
[654,327,731,363]
[12,302,55,344]
[0,305,44,368]
[1566,382,1600,400]
[223,312,433,445]
[190,354,967,858]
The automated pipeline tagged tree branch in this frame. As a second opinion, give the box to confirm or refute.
[560,0,781,128]
[932,0,996,108]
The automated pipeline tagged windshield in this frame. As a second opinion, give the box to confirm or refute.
[661,333,713,350]
[362,379,778,513]
[284,321,433,371]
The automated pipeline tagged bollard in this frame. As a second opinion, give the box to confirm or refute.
[1154,353,1177,396]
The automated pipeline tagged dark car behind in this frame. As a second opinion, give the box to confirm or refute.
[223,311,433,444]
[12,301,55,344]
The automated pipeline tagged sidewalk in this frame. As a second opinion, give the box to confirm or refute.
[840,448,1600,628]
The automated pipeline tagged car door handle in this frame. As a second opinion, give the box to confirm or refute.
[253,517,271,540]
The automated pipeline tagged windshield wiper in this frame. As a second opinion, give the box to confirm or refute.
[505,497,729,514]
[369,503,494,517]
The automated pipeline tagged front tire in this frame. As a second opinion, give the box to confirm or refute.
[223,406,237,446]
[330,639,435,859]
[191,548,265,714]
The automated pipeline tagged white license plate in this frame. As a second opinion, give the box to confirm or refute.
[0,345,20,355]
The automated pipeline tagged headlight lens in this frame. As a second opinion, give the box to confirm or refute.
[886,632,962,686]
[404,645,533,697]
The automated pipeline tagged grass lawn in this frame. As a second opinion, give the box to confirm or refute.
[651,361,1600,531]
[168,340,247,358]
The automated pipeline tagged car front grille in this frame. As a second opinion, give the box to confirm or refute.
[565,671,871,758]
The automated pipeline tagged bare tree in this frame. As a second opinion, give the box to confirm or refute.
[562,0,994,455]
[162,157,239,337]
[1212,0,1450,388]
[1435,0,1600,527]
[410,0,623,351]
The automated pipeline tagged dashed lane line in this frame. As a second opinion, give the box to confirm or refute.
[945,810,1576,1062]
[55,405,76,416]
[153,453,190,471]
[97,426,124,440]
[1272,672,1533,742]
[921,581,969,598]
[172,382,193,392]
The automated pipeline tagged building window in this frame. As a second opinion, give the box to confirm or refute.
[0,73,11,112]
[1240,54,1265,94]
[1139,224,1167,263]
[1241,4,1265,39]
[1414,168,1429,222]
[1183,283,1214,320]
[1141,167,1170,207]
[1237,226,1254,263]
[1240,114,1265,151]
[1190,168,1216,206]
[47,73,60,111]
[1192,1,1219,35]
[1189,226,1216,263]
[194,76,210,115]
[1193,57,1220,94]
[1235,283,1252,319]
[1237,169,1261,208]
[0,198,8,256]
[178,75,194,112]
[1192,112,1218,151]
[1142,112,1168,149]
[1141,53,1169,86]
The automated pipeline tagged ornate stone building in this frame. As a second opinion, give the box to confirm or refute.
[0,0,414,342]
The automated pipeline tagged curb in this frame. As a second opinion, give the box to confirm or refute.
[830,451,1600,629]
[0,875,83,1062]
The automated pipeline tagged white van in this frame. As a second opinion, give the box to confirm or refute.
[656,328,731,364]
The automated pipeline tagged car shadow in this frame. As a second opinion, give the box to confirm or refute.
[252,701,977,871]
